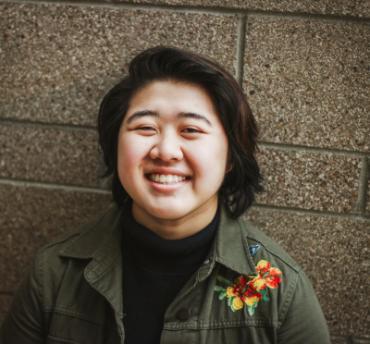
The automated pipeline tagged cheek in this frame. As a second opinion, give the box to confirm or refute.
[117,136,148,169]
[186,139,228,181]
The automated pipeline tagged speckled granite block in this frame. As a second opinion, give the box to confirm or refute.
[0,2,238,126]
[246,207,370,336]
[245,16,370,152]
[0,123,101,187]
[256,146,361,213]
[0,182,111,291]
[109,0,370,18]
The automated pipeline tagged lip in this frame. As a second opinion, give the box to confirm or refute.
[144,168,191,194]
[146,177,189,194]
[144,167,191,178]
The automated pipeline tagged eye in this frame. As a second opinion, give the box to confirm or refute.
[182,127,202,134]
[135,126,157,135]
[138,126,155,131]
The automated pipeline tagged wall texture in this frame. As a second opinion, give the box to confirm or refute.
[1,0,369,342]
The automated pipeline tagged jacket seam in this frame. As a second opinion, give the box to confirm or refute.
[36,249,46,329]
[198,320,276,328]
[42,231,81,252]
[163,319,277,330]
[47,334,80,344]
[237,222,257,274]
[277,269,300,328]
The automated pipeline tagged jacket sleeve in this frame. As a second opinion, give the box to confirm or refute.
[0,254,44,344]
[277,270,331,344]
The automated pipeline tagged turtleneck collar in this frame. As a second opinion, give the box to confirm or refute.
[121,204,220,275]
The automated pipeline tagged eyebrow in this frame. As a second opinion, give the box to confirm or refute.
[126,110,212,126]
[178,112,212,126]
[126,110,159,124]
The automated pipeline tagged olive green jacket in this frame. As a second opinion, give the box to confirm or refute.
[1,204,330,344]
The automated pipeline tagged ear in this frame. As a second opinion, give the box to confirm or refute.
[225,164,233,174]
[225,152,233,174]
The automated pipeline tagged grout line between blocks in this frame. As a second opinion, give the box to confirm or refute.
[1,0,370,23]
[258,141,370,158]
[0,177,111,194]
[1,177,368,221]
[235,13,246,85]
[0,118,96,132]
[356,156,369,213]
[246,9,370,24]
[0,0,240,15]
[251,203,370,221]
[1,119,369,158]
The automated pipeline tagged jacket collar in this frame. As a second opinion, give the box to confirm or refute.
[213,208,256,276]
[59,203,123,259]
[59,204,124,318]
[59,204,256,302]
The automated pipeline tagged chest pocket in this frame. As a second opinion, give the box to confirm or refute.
[45,309,120,344]
[161,322,276,344]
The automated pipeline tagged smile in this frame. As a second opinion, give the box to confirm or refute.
[147,174,188,184]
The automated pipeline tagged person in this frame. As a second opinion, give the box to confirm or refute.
[0,46,331,344]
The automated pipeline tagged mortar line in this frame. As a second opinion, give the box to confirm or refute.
[259,141,370,158]
[251,203,370,221]
[0,0,240,15]
[247,9,370,24]
[3,175,368,221]
[2,118,368,157]
[356,156,369,213]
[0,118,96,132]
[235,13,246,85]
[2,0,370,23]
[0,177,111,194]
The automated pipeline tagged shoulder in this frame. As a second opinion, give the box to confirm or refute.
[239,217,301,273]
[25,204,122,310]
[36,203,120,261]
[30,204,120,297]
[237,217,320,322]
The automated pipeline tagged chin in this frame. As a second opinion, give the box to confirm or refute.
[146,204,190,221]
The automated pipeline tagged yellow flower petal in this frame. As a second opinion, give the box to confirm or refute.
[226,287,236,297]
[244,295,260,307]
[256,260,270,272]
[251,276,266,291]
[232,297,244,310]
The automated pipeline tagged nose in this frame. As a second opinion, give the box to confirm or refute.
[149,131,183,162]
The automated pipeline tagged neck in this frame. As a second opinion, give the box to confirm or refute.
[132,199,219,240]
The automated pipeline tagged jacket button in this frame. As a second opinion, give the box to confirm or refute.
[176,308,190,321]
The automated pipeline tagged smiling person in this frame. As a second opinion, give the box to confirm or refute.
[1,47,330,344]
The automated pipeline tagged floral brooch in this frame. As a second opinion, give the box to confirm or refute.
[214,260,282,315]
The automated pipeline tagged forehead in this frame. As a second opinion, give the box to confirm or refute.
[127,80,218,118]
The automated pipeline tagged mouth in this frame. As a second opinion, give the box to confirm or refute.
[145,173,190,185]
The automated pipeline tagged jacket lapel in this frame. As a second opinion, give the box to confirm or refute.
[59,204,124,321]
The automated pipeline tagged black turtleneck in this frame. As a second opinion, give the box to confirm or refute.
[121,206,220,344]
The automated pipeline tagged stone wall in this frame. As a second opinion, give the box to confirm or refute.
[1,0,369,342]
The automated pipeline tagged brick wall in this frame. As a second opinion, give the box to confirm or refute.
[0,0,369,342]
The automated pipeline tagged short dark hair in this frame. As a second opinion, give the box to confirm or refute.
[98,46,263,218]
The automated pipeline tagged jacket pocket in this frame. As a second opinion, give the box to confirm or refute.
[46,309,106,344]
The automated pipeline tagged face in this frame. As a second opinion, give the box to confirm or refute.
[117,80,229,238]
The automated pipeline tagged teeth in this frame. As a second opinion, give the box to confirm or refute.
[148,174,186,184]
